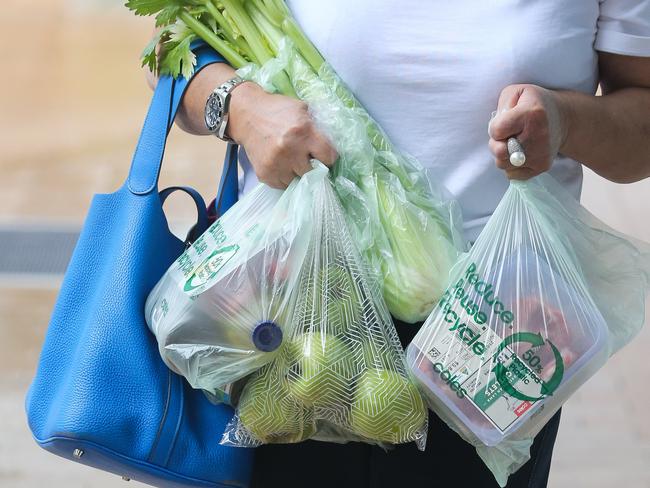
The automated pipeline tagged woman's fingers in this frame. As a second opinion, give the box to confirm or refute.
[291,126,338,179]
[278,174,295,189]
[230,87,340,188]
[489,138,511,169]
[496,84,526,112]
[504,166,537,181]
[490,84,567,179]
[308,129,339,167]
[489,106,527,141]
[293,157,314,177]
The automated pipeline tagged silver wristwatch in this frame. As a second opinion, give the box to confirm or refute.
[204,76,246,141]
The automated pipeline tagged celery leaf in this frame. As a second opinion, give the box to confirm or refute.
[125,0,186,15]
[141,28,164,73]
[160,31,197,79]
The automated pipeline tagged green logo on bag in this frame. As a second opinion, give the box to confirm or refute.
[184,244,240,293]
[491,332,564,402]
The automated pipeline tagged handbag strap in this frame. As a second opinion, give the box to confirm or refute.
[159,185,210,242]
[127,47,229,196]
[215,143,240,216]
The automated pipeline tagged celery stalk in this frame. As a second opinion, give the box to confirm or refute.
[269,0,291,18]
[205,1,238,45]
[221,0,297,97]
[179,11,247,68]
[261,0,286,24]
[205,1,258,64]
[250,0,282,28]
[280,17,325,73]
[221,0,273,64]
[245,1,284,54]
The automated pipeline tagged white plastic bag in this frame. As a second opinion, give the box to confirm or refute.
[407,174,650,485]
[145,167,315,401]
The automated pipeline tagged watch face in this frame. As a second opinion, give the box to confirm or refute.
[205,92,224,132]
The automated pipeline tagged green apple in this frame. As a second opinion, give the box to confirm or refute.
[361,338,403,371]
[350,369,426,443]
[325,296,362,336]
[286,332,358,406]
[322,265,362,335]
[301,264,363,335]
[238,370,309,443]
[323,264,358,301]
[270,409,317,443]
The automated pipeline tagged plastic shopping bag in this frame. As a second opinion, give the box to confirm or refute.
[145,166,317,403]
[237,38,465,324]
[406,174,650,486]
[147,163,428,446]
[218,164,427,448]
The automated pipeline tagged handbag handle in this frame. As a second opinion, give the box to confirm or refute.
[159,185,210,243]
[215,143,240,216]
[127,74,186,195]
[126,47,235,197]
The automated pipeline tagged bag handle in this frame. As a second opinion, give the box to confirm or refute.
[127,47,229,196]
[215,143,240,216]
[159,186,210,242]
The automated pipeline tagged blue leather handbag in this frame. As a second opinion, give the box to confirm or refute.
[25,48,253,487]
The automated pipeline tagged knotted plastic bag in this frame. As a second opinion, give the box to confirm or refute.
[407,174,650,486]
[216,165,427,448]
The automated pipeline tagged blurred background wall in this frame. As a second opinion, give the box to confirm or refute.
[0,1,648,487]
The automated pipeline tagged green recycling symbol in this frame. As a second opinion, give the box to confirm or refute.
[492,332,564,402]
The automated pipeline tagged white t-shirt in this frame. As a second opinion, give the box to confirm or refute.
[239,0,650,241]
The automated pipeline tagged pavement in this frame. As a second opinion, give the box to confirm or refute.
[1,1,649,487]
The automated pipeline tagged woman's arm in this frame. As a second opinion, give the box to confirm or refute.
[147,57,337,189]
[488,54,650,183]
[556,53,650,183]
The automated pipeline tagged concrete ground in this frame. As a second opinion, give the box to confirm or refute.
[1,1,649,487]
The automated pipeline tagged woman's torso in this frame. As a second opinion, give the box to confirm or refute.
[239,1,602,240]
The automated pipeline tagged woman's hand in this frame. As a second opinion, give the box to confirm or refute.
[162,61,338,190]
[488,84,569,180]
[228,82,338,189]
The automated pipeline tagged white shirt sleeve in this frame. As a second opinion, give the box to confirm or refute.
[595,0,650,56]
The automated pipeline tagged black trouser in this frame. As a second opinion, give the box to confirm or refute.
[250,320,561,488]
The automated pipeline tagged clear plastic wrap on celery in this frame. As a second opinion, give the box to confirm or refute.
[221,164,428,448]
[238,39,465,323]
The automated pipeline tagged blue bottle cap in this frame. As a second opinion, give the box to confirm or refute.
[252,321,283,352]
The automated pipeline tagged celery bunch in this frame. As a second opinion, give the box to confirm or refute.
[127,0,464,323]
